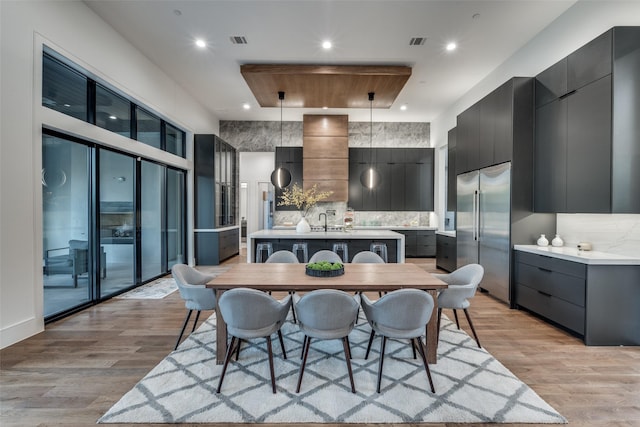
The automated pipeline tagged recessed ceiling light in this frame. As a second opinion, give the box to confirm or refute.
[63,104,70,107]
[242,103,251,110]
[195,39,207,48]
[109,115,117,120]
[400,105,408,111]
[446,42,457,51]
[322,40,332,50]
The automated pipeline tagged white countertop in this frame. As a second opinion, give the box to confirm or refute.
[436,230,456,237]
[249,229,404,239]
[514,245,640,265]
[273,225,436,231]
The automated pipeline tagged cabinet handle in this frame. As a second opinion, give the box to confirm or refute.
[538,267,553,273]
[559,89,577,99]
[537,290,552,297]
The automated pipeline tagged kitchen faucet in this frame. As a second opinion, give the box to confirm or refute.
[318,212,327,232]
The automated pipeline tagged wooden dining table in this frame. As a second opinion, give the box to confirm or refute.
[206,263,448,364]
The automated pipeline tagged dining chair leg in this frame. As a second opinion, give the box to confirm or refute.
[376,336,387,393]
[342,337,356,393]
[365,329,375,359]
[296,336,311,393]
[414,337,435,393]
[289,291,297,323]
[453,309,460,329]
[436,308,442,341]
[216,336,238,393]
[412,339,417,359]
[345,335,352,359]
[463,308,481,348]
[191,310,202,333]
[300,336,308,360]
[266,336,276,394]
[277,329,287,359]
[174,309,193,350]
[235,339,242,360]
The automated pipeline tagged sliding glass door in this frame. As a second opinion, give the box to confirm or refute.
[43,131,187,320]
[42,134,93,317]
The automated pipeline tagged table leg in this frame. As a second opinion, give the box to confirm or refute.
[215,289,227,365]
[425,289,438,364]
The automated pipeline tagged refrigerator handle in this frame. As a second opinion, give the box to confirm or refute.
[473,190,479,241]
[476,190,481,241]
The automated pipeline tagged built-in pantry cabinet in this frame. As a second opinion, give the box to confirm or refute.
[534,27,640,213]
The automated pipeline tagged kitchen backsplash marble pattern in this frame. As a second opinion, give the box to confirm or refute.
[274,201,431,228]
[556,214,640,257]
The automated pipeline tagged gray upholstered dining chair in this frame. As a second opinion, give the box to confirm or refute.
[216,287,291,394]
[265,250,300,263]
[433,263,484,348]
[171,264,217,350]
[361,289,436,393]
[308,249,343,264]
[265,249,299,322]
[294,289,360,393]
[351,250,385,264]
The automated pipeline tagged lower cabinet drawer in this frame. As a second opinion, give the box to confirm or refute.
[516,284,585,334]
[516,263,586,307]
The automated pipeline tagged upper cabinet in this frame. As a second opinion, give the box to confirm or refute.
[348,147,434,212]
[534,27,640,213]
[194,134,237,228]
[447,128,456,212]
[456,77,533,175]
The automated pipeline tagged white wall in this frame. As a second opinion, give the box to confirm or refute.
[431,0,640,243]
[0,1,220,348]
[238,152,275,236]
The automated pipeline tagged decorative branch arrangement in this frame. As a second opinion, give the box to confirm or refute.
[277,183,333,217]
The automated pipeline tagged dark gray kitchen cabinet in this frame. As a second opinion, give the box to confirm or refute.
[194,134,236,228]
[436,233,456,272]
[447,128,456,212]
[455,102,480,174]
[566,75,612,213]
[456,78,532,175]
[394,229,436,258]
[274,147,302,211]
[515,249,640,346]
[348,148,433,212]
[534,27,639,213]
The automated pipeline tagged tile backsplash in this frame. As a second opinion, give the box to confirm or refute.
[556,214,640,257]
[274,202,431,227]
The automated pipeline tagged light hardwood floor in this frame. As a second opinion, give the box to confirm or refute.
[1,255,639,427]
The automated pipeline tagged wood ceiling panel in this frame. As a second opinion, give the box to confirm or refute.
[241,65,411,108]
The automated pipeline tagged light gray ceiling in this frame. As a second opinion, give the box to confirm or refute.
[84,0,577,122]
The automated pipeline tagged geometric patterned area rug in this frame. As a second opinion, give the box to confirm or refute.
[99,312,566,424]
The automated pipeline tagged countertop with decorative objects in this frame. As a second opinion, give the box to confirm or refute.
[514,245,640,265]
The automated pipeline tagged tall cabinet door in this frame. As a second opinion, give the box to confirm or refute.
[566,75,612,213]
[534,98,567,212]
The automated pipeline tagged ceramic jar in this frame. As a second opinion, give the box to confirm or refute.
[551,234,564,247]
[537,234,549,247]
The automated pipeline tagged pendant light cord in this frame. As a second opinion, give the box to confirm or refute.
[279,91,284,167]
[369,92,374,165]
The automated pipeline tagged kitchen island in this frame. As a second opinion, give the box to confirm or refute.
[248,229,405,263]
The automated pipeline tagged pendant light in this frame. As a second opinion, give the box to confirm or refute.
[360,92,381,189]
[270,91,292,189]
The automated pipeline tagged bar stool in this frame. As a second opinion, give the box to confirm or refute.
[255,242,273,263]
[292,242,309,263]
[332,242,349,263]
[370,242,388,263]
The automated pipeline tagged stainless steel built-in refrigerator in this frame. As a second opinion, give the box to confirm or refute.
[457,162,511,302]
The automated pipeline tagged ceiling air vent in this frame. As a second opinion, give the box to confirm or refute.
[409,37,427,46]
[230,36,248,45]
